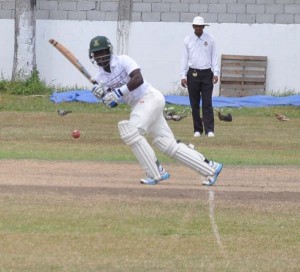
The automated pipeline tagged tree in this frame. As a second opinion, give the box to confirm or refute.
[12,0,36,81]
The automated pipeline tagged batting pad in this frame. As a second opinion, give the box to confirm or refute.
[153,137,214,176]
[118,120,161,180]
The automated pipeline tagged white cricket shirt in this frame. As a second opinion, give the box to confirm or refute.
[92,55,150,107]
[181,32,219,79]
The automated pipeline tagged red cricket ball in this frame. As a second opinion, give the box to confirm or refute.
[72,130,80,139]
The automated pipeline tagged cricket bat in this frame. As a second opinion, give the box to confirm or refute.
[49,39,95,83]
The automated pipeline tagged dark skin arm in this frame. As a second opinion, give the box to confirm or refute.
[126,68,144,91]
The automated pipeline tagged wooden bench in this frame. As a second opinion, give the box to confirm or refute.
[219,54,267,97]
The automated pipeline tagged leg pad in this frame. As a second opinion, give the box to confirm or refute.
[153,137,214,176]
[118,120,161,180]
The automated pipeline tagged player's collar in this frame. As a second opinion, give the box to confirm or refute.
[193,32,205,40]
[110,55,117,68]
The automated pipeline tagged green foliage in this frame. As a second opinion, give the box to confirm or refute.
[0,70,52,95]
[266,88,298,97]
[0,77,9,93]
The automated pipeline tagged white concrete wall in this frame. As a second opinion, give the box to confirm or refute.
[1,19,300,95]
[0,20,14,80]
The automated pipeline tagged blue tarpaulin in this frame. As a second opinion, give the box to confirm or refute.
[164,94,300,107]
[50,90,99,104]
[50,90,300,108]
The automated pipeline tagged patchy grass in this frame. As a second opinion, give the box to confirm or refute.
[0,193,299,272]
[0,95,299,165]
[0,95,299,271]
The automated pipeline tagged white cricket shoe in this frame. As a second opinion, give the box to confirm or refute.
[207,132,215,137]
[202,161,223,186]
[140,166,170,185]
[194,131,201,137]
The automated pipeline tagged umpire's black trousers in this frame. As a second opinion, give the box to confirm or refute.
[187,68,214,135]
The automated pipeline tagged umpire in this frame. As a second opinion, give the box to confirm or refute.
[181,16,219,138]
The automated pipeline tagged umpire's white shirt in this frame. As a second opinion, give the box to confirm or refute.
[181,32,219,79]
[93,55,150,107]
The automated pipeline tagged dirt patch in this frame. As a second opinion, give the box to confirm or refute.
[0,160,299,203]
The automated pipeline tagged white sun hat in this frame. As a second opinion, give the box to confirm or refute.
[192,16,210,26]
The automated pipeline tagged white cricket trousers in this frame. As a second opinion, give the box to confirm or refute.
[129,86,175,141]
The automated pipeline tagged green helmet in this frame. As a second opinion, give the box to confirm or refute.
[89,36,112,58]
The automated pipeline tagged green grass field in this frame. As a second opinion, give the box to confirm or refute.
[0,94,299,271]
[0,94,299,165]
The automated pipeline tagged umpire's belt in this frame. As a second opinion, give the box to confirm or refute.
[189,68,211,72]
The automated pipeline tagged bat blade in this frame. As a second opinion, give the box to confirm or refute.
[49,39,94,83]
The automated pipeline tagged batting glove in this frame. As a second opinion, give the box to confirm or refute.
[91,84,107,99]
[102,85,130,108]
[102,91,119,108]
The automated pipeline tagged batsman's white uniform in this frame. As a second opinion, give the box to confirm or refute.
[93,55,215,181]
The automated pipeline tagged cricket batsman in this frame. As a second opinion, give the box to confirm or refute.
[89,36,223,185]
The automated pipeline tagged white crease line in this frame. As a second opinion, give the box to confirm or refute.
[209,190,226,257]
